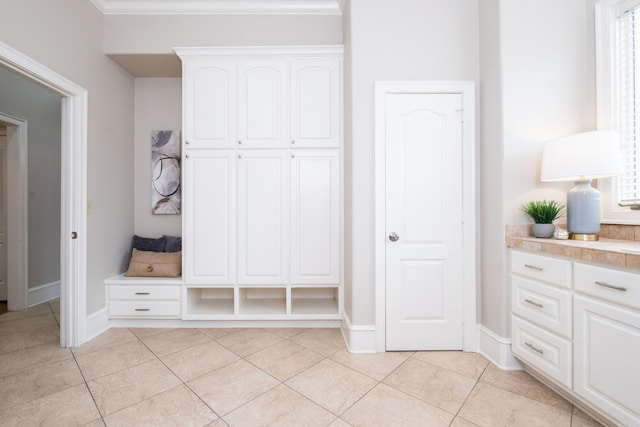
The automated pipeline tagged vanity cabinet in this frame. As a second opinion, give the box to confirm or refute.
[511,250,640,426]
[177,46,343,321]
[511,251,572,388]
[573,263,640,426]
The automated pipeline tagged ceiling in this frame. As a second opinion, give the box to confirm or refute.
[89,0,344,14]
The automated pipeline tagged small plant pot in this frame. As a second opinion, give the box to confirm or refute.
[532,223,555,238]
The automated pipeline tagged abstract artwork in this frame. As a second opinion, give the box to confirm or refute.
[151,130,181,214]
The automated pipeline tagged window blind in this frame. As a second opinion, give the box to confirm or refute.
[616,2,640,200]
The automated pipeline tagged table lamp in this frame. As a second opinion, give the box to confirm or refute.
[540,130,623,241]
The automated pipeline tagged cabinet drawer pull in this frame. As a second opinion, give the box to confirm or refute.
[594,281,628,292]
[135,292,151,296]
[524,298,544,308]
[524,264,543,271]
[134,308,151,312]
[525,341,544,354]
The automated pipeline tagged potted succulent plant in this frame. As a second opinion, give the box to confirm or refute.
[521,200,565,238]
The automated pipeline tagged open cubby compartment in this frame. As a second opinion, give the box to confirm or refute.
[186,287,235,316]
[238,287,286,315]
[291,287,339,315]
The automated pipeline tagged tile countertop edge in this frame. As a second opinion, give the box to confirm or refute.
[506,225,640,271]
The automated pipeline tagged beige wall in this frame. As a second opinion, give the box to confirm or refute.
[478,0,597,337]
[134,78,182,238]
[104,14,343,77]
[344,0,480,326]
[0,0,135,314]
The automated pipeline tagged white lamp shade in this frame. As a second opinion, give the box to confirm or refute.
[540,130,623,182]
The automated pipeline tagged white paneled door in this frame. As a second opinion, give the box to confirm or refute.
[384,92,464,350]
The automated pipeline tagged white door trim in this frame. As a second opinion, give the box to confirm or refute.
[0,113,28,311]
[0,41,88,348]
[374,81,477,353]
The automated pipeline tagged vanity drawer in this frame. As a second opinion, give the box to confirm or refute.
[512,276,572,338]
[109,300,180,318]
[108,285,180,300]
[574,263,640,311]
[512,316,572,389]
[512,250,572,288]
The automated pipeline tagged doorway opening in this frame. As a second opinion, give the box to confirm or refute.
[0,41,87,347]
[0,115,28,313]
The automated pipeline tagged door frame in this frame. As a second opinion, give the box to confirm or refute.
[0,41,87,348]
[0,114,28,311]
[374,81,477,352]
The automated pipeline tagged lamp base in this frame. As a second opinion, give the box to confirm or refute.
[570,233,599,241]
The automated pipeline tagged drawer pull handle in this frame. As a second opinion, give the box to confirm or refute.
[135,292,151,296]
[524,299,544,309]
[524,264,543,271]
[594,281,628,292]
[135,308,151,312]
[525,342,544,354]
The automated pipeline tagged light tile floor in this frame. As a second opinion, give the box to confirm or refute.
[0,301,604,426]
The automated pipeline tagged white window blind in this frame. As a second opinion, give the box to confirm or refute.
[616,1,640,201]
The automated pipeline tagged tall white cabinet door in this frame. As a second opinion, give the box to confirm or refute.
[183,61,237,149]
[291,60,341,148]
[238,61,288,148]
[183,151,236,284]
[574,295,640,426]
[290,150,340,284]
[237,150,289,284]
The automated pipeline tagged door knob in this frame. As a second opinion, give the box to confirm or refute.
[388,232,399,242]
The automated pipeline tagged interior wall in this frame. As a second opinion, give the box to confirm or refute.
[0,67,62,291]
[104,13,344,76]
[133,78,182,240]
[0,0,135,314]
[345,0,480,326]
[478,0,597,337]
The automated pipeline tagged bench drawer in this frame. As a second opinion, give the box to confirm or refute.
[109,301,180,318]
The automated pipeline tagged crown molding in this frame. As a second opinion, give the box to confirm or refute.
[89,0,343,15]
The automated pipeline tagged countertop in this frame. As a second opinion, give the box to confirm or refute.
[506,224,640,271]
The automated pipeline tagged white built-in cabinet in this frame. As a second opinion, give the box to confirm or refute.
[176,46,343,321]
[511,250,640,426]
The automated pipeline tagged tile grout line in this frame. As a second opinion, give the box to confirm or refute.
[69,348,107,426]
[132,327,229,423]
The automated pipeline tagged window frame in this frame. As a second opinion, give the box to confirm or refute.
[596,0,640,224]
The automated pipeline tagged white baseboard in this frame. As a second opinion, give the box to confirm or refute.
[341,314,377,353]
[83,307,110,346]
[27,281,60,307]
[477,325,522,370]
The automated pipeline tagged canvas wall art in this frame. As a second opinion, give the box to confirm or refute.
[151,130,181,214]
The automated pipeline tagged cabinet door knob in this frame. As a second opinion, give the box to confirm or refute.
[291,139,296,144]
[185,140,190,145]
[389,232,399,242]
[238,140,242,145]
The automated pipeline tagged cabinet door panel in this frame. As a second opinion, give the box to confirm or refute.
[184,151,236,284]
[238,61,288,148]
[574,295,640,426]
[238,150,289,284]
[184,61,236,149]
[291,60,341,148]
[290,150,340,284]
